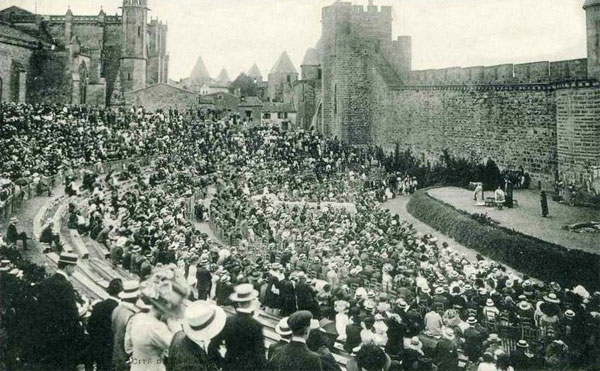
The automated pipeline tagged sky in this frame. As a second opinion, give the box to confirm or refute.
[3,0,588,81]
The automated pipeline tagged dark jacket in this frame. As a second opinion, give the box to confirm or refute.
[269,341,323,371]
[32,273,85,368]
[208,311,266,371]
[344,323,362,353]
[167,331,218,371]
[40,225,57,244]
[434,338,458,371]
[268,340,289,360]
[87,297,119,371]
[196,267,212,299]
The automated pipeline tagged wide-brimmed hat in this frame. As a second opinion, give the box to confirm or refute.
[435,287,444,295]
[544,293,560,304]
[276,317,292,336]
[442,327,455,340]
[486,299,494,306]
[564,309,576,319]
[518,301,532,311]
[119,280,140,300]
[229,283,259,302]
[467,316,478,325]
[58,252,78,266]
[487,333,501,343]
[183,301,226,344]
[517,339,529,348]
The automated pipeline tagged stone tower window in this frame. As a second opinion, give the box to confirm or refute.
[138,26,141,38]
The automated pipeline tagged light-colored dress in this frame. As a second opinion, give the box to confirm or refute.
[124,313,174,371]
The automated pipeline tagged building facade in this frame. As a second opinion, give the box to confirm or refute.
[0,0,168,106]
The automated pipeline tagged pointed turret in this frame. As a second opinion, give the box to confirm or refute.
[269,51,298,75]
[247,64,263,82]
[268,51,298,102]
[189,55,211,83]
[216,68,230,84]
[301,48,321,80]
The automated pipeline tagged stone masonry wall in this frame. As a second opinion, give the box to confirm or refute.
[372,77,558,183]
[556,87,600,192]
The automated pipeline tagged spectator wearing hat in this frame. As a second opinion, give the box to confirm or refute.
[279,270,297,317]
[463,317,484,361]
[482,298,500,323]
[483,333,503,355]
[344,306,363,353]
[30,252,85,370]
[269,310,323,371]
[215,273,233,307]
[112,280,140,371]
[40,219,61,250]
[6,217,28,250]
[87,278,123,371]
[347,343,395,371]
[269,317,293,360]
[196,257,212,300]
[403,336,425,369]
[166,301,226,371]
[434,327,458,371]
[209,283,266,371]
[510,340,539,370]
[296,272,318,315]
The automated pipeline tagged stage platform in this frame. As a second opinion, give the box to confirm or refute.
[427,187,600,255]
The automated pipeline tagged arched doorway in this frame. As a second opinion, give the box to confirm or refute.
[79,62,88,104]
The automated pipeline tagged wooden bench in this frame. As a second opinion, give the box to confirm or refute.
[68,229,90,259]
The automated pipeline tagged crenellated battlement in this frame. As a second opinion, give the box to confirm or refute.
[407,58,588,86]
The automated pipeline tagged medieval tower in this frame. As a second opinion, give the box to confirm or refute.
[120,0,148,92]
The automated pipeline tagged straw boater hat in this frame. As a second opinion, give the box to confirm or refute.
[276,317,292,336]
[467,317,478,325]
[58,252,78,266]
[517,340,529,349]
[486,299,494,306]
[544,293,560,304]
[9,217,17,224]
[229,283,259,302]
[564,309,576,319]
[518,301,533,311]
[183,301,226,344]
[119,280,140,301]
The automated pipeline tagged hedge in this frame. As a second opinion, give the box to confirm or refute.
[406,189,600,290]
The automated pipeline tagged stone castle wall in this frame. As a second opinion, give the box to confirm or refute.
[321,1,600,191]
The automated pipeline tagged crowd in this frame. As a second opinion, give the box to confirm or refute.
[1,102,599,371]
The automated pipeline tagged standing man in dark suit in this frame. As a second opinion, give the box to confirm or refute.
[208,283,266,371]
[112,280,140,371]
[269,310,323,371]
[87,278,123,371]
[30,252,85,371]
[196,257,212,300]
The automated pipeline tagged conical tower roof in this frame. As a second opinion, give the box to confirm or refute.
[216,68,230,83]
[247,64,263,80]
[269,51,298,75]
[190,56,211,82]
[301,48,320,66]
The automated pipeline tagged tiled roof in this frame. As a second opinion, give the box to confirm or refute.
[262,102,295,113]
